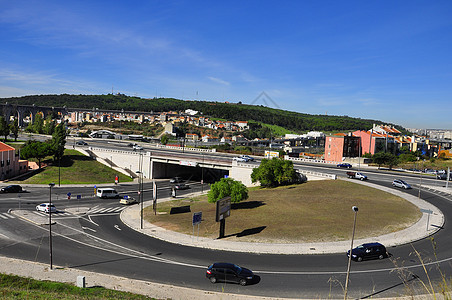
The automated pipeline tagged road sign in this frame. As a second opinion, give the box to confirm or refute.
[420,208,433,214]
[193,212,202,226]
[76,195,81,199]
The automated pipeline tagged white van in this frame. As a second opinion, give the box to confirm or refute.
[96,188,119,199]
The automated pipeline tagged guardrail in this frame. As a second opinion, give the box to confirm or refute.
[284,155,341,165]
[297,169,337,180]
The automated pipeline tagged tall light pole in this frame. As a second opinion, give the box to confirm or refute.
[138,151,144,229]
[344,206,358,300]
[48,182,55,270]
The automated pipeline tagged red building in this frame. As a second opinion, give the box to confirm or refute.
[0,142,28,181]
[324,134,360,162]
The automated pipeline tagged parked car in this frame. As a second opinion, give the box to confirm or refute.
[392,179,412,189]
[36,203,56,213]
[233,156,248,162]
[76,140,88,146]
[1,185,23,193]
[174,183,190,190]
[170,177,184,184]
[119,195,137,205]
[206,263,254,286]
[437,173,452,180]
[240,155,254,161]
[347,242,388,262]
[337,163,352,168]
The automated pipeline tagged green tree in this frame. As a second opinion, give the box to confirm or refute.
[44,115,56,135]
[9,118,19,142]
[33,113,44,134]
[251,158,297,187]
[0,116,9,142]
[372,152,399,170]
[20,140,51,168]
[207,177,248,203]
[160,134,170,145]
[50,123,67,162]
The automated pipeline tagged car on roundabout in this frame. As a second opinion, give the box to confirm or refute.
[206,262,254,286]
[119,195,137,205]
[347,242,388,262]
[36,203,56,213]
[392,179,412,189]
[170,177,184,184]
[174,183,190,190]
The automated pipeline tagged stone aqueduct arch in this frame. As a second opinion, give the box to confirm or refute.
[0,103,68,127]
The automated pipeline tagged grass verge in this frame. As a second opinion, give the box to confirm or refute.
[144,180,422,243]
[0,273,155,299]
[14,149,133,184]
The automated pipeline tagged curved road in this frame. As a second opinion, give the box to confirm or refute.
[0,156,451,298]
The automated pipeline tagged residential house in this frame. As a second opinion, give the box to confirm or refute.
[0,142,28,180]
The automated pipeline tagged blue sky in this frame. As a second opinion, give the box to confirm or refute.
[1,1,451,129]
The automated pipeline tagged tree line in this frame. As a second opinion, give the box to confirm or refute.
[0,94,406,134]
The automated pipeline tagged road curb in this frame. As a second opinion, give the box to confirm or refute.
[120,180,445,255]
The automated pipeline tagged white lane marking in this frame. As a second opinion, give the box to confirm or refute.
[114,224,121,231]
[81,226,97,232]
[0,214,8,219]
[4,213,15,219]
[87,215,99,226]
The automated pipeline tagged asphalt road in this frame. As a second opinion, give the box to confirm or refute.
[1,147,451,298]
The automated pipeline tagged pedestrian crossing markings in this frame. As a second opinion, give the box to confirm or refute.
[0,213,15,220]
[88,206,126,214]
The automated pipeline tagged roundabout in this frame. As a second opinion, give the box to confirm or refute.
[0,169,451,299]
[121,178,444,255]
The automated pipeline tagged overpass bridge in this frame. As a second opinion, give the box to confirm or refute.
[75,145,335,186]
[76,146,257,186]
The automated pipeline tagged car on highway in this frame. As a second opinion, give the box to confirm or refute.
[119,195,137,205]
[206,262,254,286]
[1,185,23,193]
[36,203,56,213]
[233,156,248,162]
[174,183,190,190]
[132,145,144,151]
[392,179,412,189]
[240,155,254,161]
[337,163,352,168]
[347,242,388,262]
[76,140,88,146]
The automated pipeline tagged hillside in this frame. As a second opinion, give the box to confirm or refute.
[0,94,405,133]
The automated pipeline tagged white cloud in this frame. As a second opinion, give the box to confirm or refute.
[208,76,230,86]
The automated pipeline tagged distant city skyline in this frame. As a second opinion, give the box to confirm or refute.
[1,1,451,129]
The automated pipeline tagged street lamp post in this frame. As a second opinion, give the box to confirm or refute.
[344,206,358,300]
[48,182,55,270]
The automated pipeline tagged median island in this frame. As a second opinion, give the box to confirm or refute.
[143,180,422,243]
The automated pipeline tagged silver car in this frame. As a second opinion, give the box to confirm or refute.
[392,179,411,189]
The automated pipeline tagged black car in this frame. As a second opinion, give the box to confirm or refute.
[1,185,23,193]
[170,177,184,184]
[76,140,88,146]
[347,242,388,262]
[206,263,254,286]
[174,183,190,190]
[337,163,352,168]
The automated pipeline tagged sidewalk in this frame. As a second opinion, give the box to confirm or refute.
[120,179,445,255]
